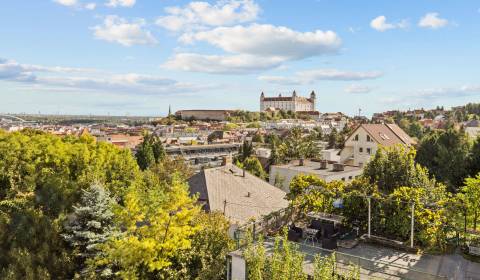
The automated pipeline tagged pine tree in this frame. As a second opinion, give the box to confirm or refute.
[63,184,116,278]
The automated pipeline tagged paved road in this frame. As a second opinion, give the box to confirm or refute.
[263,238,480,279]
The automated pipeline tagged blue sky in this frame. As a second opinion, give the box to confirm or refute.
[0,0,479,116]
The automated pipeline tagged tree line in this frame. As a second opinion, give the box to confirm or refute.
[0,129,232,279]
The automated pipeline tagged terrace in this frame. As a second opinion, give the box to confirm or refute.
[228,206,480,280]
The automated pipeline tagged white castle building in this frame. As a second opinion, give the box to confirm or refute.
[260,91,316,112]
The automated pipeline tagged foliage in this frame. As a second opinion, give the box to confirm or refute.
[246,122,261,128]
[0,130,139,278]
[243,232,359,280]
[416,129,471,191]
[278,127,319,161]
[363,145,436,194]
[223,123,239,131]
[252,133,264,143]
[63,184,116,278]
[135,132,166,170]
[236,157,267,180]
[461,174,480,230]
[468,137,480,177]
[238,141,253,163]
[287,173,453,250]
[158,212,233,280]
[94,173,200,279]
[0,130,236,279]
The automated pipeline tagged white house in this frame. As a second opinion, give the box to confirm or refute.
[339,124,416,167]
[269,160,363,192]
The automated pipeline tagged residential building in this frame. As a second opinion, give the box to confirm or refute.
[96,134,143,149]
[339,124,416,166]
[188,160,288,230]
[269,160,363,192]
[260,91,316,112]
[175,110,234,121]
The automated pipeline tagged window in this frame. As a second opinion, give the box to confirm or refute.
[367,135,371,142]
[367,148,371,154]
[359,147,363,153]
[379,133,390,140]
[354,134,359,141]
[341,177,345,181]
[348,176,353,180]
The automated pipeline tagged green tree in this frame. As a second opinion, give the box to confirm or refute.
[0,131,139,278]
[158,212,233,280]
[237,157,267,179]
[461,174,480,230]
[327,128,338,149]
[279,127,319,162]
[238,141,253,163]
[223,123,239,131]
[416,129,470,191]
[363,145,436,194]
[135,132,165,170]
[468,136,480,177]
[63,184,116,278]
[252,133,264,143]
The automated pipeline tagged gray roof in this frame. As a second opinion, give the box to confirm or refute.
[273,160,362,176]
[188,164,289,225]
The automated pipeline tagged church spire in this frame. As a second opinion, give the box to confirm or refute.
[168,105,172,117]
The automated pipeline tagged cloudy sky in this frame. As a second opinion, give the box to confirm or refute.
[1,0,479,116]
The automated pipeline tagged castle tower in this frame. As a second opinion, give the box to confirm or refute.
[260,92,265,111]
[310,91,316,111]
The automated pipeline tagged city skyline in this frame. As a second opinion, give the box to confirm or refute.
[1,0,480,116]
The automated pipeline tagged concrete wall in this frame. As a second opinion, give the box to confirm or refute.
[228,254,246,280]
[269,165,362,192]
[177,110,230,121]
[340,127,377,166]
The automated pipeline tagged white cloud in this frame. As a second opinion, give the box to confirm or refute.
[53,0,77,6]
[91,15,157,46]
[0,57,213,95]
[156,0,260,31]
[163,53,283,74]
[344,84,375,94]
[381,85,480,106]
[106,0,135,8]
[85,2,96,10]
[168,24,341,74]
[0,57,98,83]
[258,69,383,85]
[417,85,480,98]
[418,12,448,29]
[370,16,408,32]
[181,24,341,60]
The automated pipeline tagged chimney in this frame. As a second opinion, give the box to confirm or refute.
[242,168,246,177]
[333,163,344,172]
[222,155,232,166]
[299,158,305,166]
[320,160,328,169]
[246,192,251,197]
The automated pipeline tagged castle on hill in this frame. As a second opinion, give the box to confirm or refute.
[260,90,316,112]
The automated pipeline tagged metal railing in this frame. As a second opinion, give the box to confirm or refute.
[262,237,448,280]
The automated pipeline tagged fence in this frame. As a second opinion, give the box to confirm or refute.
[263,237,448,280]
[233,207,293,249]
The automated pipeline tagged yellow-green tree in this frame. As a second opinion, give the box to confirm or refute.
[94,173,200,279]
